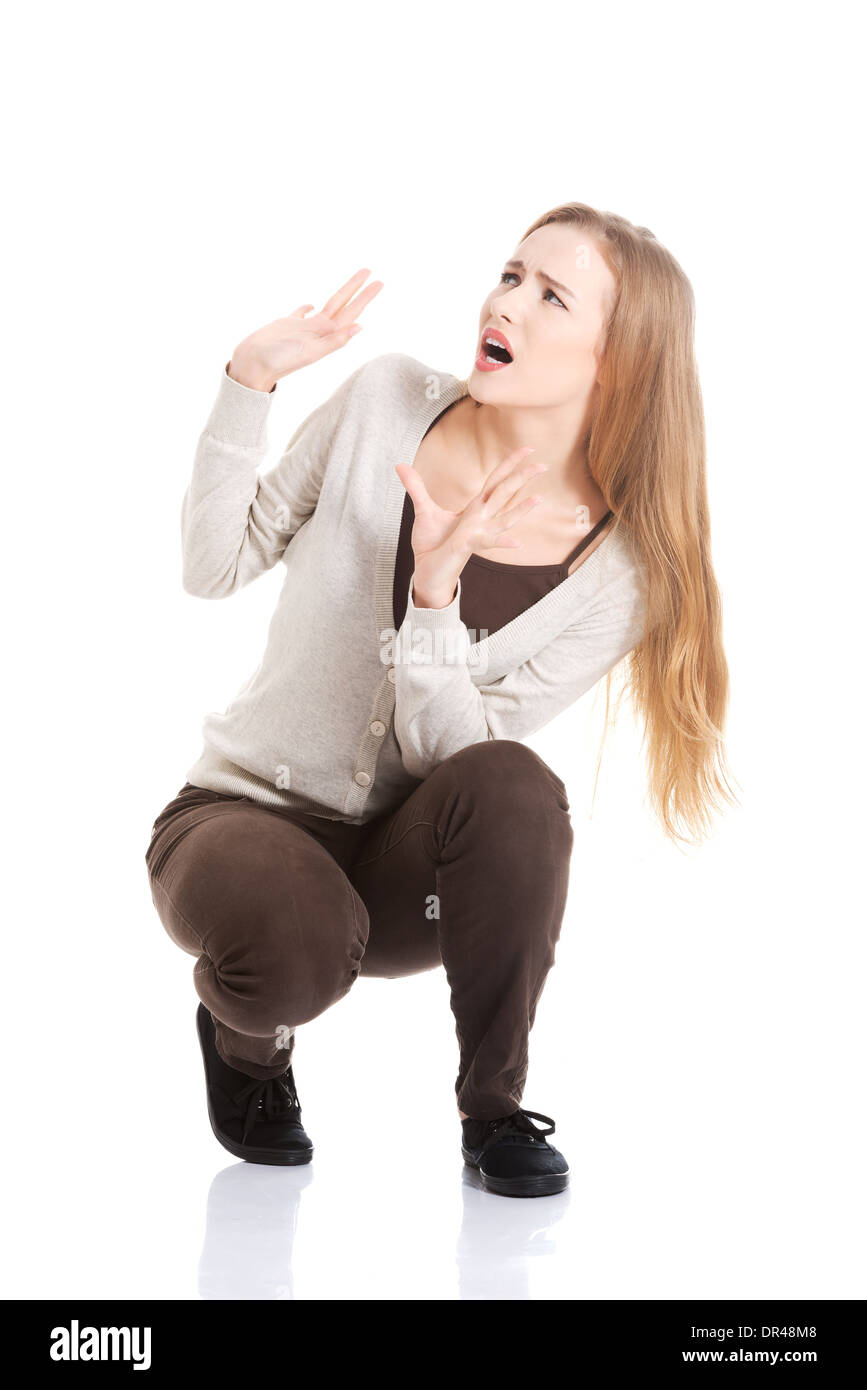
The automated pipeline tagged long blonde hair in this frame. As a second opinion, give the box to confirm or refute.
[519,202,740,846]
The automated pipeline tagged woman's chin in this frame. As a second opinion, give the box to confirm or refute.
[469,363,516,396]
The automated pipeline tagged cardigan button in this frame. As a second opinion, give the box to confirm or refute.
[387,667,395,683]
[369,720,386,737]
[354,771,371,787]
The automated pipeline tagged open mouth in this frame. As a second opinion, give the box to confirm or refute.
[483,340,512,364]
[476,330,514,370]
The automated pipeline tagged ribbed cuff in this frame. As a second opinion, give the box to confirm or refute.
[397,575,471,665]
[404,574,463,629]
[201,361,276,448]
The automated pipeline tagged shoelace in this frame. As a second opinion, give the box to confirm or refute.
[476,1107,556,1159]
[231,1071,299,1146]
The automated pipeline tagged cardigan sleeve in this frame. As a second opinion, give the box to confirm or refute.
[391,569,648,778]
[181,359,368,598]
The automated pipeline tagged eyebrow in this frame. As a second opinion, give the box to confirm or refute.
[503,259,577,303]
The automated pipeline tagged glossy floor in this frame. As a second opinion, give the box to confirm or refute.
[5,793,864,1300]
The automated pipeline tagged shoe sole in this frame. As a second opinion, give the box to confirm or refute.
[196,1006,313,1167]
[462,1149,569,1198]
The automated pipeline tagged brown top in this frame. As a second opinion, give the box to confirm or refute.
[393,489,613,637]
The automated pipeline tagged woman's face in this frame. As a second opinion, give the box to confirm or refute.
[472,223,617,409]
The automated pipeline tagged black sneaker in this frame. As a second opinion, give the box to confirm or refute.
[461,1107,569,1197]
[195,1002,313,1166]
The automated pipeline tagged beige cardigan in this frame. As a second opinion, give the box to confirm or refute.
[180,353,649,822]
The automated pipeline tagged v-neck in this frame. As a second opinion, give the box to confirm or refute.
[374,367,624,679]
[399,489,612,572]
[461,503,613,578]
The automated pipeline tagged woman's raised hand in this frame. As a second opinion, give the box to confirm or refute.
[395,446,548,609]
[228,269,383,391]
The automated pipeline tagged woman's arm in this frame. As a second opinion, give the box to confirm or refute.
[392,568,648,777]
[180,270,382,598]
[392,435,647,774]
[181,359,369,598]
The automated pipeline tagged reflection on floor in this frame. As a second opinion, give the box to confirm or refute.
[197,1161,571,1301]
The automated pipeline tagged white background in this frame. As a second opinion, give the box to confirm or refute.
[2,0,864,1300]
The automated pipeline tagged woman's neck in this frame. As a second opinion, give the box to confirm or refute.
[450,395,604,510]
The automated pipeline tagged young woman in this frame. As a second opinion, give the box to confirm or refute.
[144,202,738,1199]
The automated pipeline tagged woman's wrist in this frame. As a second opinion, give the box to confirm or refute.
[411,546,467,609]
[411,576,459,609]
[226,354,277,393]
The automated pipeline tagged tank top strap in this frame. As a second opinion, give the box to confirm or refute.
[560,509,614,569]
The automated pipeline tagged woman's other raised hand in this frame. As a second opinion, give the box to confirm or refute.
[228,268,383,392]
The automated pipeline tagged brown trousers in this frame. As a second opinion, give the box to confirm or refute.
[144,740,574,1122]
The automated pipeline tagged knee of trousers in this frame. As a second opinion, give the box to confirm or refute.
[202,883,369,1038]
[442,739,573,845]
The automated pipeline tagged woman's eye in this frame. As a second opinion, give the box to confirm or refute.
[497,271,566,308]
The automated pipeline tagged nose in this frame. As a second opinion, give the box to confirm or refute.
[489,293,514,325]
[490,283,526,324]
